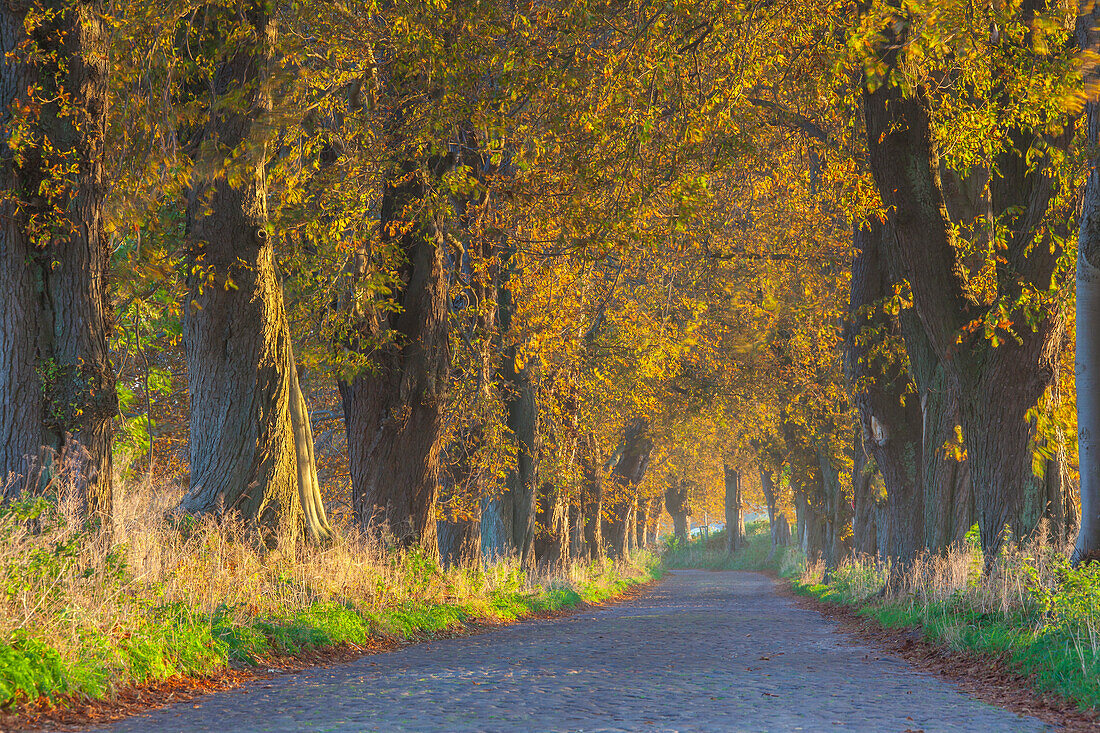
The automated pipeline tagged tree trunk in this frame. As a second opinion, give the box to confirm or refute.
[724,465,744,553]
[850,438,878,557]
[665,478,691,542]
[339,154,450,553]
[644,493,664,546]
[181,3,330,543]
[919,366,973,552]
[0,0,115,518]
[846,219,924,566]
[569,498,586,559]
[761,469,785,558]
[863,25,1067,561]
[817,445,852,566]
[605,418,653,558]
[773,514,792,548]
[533,480,569,570]
[481,232,538,564]
[1076,3,1100,563]
[438,517,480,568]
[578,432,604,559]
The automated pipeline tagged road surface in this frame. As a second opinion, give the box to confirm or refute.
[90,570,1049,732]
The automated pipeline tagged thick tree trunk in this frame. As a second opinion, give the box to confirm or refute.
[863,53,1065,561]
[665,478,691,542]
[773,514,792,548]
[438,517,480,568]
[481,233,538,564]
[339,155,450,553]
[817,446,852,566]
[605,419,653,558]
[1076,3,1100,563]
[919,367,973,551]
[533,480,569,570]
[760,469,787,558]
[846,219,924,566]
[182,4,329,543]
[724,465,744,553]
[850,437,879,557]
[644,493,664,546]
[0,0,114,517]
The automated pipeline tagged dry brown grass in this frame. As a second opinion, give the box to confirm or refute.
[0,472,656,705]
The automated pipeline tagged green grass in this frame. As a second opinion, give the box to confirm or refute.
[0,495,663,710]
[789,549,1100,712]
[662,519,781,572]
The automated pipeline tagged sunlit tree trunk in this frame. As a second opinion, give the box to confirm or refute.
[533,480,569,569]
[0,0,115,518]
[578,432,604,559]
[1075,0,1100,564]
[181,3,330,543]
[846,219,923,566]
[644,493,664,546]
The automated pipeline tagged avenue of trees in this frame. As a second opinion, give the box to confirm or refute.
[4,0,1100,573]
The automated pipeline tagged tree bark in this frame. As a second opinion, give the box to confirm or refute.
[481,231,538,564]
[724,465,744,553]
[850,434,879,556]
[846,219,924,566]
[0,0,115,518]
[578,432,604,559]
[862,38,1066,561]
[533,480,569,570]
[1076,0,1100,564]
[605,418,653,558]
[339,154,450,553]
[760,468,786,557]
[644,493,664,546]
[665,478,691,542]
[181,3,330,543]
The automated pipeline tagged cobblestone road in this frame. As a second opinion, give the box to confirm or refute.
[90,571,1049,732]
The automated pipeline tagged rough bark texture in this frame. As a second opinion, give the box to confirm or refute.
[182,4,330,543]
[846,219,924,566]
[644,493,664,546]
[862,22,1066,560]
[724,465,744,553]
[1076,2,1100,565]
[850,436,879,556]
[0,0,115,517]
[605,419,653,558]
[339,154,450,553]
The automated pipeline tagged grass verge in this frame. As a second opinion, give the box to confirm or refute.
[0,488,661,713]
[788,533,1100,713]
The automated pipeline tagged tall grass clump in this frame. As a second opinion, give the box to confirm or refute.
[0,477,658,709]
[790,523,1100,711]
